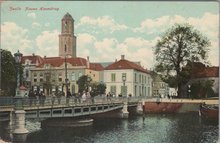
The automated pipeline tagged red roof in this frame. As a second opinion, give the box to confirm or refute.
[89,63,104,71]
[193,66,219,78]
[21,55,44,65]
[37,57,87,68]
[105,59,149,73]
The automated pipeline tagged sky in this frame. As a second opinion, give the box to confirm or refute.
[1,1,219,69]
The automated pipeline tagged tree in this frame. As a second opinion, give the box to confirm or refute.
[191,80,215,99]
[76,75,92,93]
[97,82,106,95]
[0,49,17,96]
[154,24,210,97]
[90,82,106,96]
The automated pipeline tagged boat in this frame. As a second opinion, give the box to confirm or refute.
[199,103,219,121]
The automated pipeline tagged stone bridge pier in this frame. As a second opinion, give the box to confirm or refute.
[120,102,129,118]
[119,98,143,118]
[136,102,144,114]
[12,110,28,134]
[12,109,28,143]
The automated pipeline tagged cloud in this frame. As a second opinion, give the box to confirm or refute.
[119,37,156,69]
[35,30,59,57]
[32,22,41,28]
[134,13,218,38]
[1,22,32,55]
[77,16,128,33]
[77,33,96,58]
[134,12,218,66]
[77,32,156,68]
[208,40,219,66]
[45,22,50,27]
[27,12,36,19]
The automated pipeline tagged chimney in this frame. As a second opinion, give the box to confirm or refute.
[121,55,125,60]
[32,53,35,56]
[115,59,117,62]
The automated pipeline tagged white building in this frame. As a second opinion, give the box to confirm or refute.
[104,55,152,97]
[151,73,169,97]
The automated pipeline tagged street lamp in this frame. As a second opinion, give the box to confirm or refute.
[64,44,69,96]
[14,50,23,97]
[122,73,126,86]
[122,73,126,96]
[188,84,191,99]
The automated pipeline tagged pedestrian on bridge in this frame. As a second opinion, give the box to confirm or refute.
[52,92,56,105]
[57,90,62,104]
[82,91,86,103]
[66,89,71,105]
[28,90,34,106]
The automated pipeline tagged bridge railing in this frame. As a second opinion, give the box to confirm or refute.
[0,96,145,109]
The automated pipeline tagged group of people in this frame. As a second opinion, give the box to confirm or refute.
[28,90,46,106]
[26,89,133,106]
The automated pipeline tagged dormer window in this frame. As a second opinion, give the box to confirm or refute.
[44,64,49,69]
[25,59,30,65]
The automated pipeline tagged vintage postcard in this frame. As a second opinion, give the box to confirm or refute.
[0,1,219,143]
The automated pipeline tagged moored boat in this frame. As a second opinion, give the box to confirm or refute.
[199,103,219,121]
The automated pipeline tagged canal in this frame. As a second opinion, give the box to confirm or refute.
[0,113,219,143]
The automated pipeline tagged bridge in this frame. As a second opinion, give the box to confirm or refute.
[0,96,144,135]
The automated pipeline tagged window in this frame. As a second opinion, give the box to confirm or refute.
[25,70,29,78]
[139,74,141,83]
[58,73,62,82]
[148,77,150,84]
[40,73,43,81]
[135,85,137,96]
[110,86,116,94]
[71,72,75,81]
[34,73,37,77]
[33,73,37,82]
[145,76,146,84]
[111,73,116,82]
[79,72,82,78]
[59,77,62,82]
[139,86,141,96]
[67,73,71,80]
[51,73,56,82]
[135,73,137,83]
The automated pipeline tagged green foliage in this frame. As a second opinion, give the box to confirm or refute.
[97,82,106,94]
[191,80,215,99]
[76,75,92,93]
[90,82,106,96]
[0,49,17,96]
[154,23,210,97]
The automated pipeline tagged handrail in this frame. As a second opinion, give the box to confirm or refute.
[0,96,144,109]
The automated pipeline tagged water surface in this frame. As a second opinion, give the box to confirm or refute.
[0,113,219,143]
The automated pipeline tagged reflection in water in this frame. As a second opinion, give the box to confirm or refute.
[0,113,219,143]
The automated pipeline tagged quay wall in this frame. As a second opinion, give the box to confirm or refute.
[143,102,200,113]
[142,98,219,113]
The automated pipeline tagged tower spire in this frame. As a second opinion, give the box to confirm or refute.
[59,13,77,58]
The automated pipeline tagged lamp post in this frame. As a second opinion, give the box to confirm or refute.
[64,44,69,96]
[122,73,126,96]
[188,84,191,99]
[14,50,23,97]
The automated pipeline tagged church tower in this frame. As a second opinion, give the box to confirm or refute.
[59,13,77,58]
